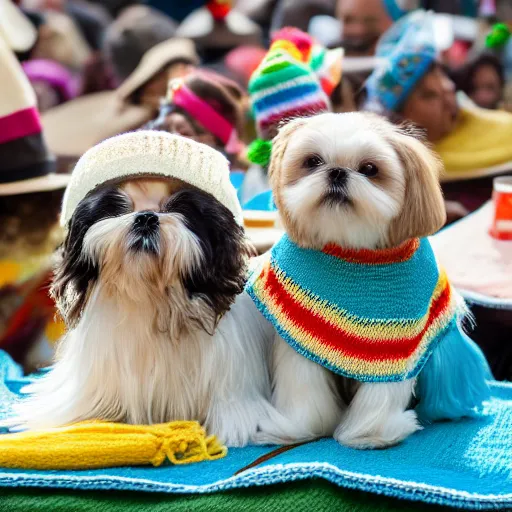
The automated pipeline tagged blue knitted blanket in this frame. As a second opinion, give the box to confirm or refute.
[0,350,510,510]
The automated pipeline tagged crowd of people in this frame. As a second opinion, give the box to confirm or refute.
[1,0,511,377]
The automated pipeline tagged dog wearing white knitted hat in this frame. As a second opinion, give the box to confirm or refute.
[7,130,283,446]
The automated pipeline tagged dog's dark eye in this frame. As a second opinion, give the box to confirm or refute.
[358,163,379,177]
[304,155,324,169]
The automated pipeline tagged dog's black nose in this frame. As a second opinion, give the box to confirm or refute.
[134,211,159,230]
[328,167,347,185]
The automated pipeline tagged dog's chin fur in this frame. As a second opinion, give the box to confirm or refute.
[7,180,286,447]
[257,112,447,449]
[282,171,401,250]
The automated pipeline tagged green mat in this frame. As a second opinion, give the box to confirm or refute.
[0,479,455,512]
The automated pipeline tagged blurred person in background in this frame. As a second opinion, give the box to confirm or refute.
[103,4,178,85]
[0,15,69,371]
[452,52,505,109]
[22,58,79,111]
[336,0,419,56]
[41,37,199,164]
[176,0,262,64]
[365,10,512,214]
[145,70,247,168]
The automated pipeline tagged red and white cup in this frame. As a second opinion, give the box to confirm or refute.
[490,177,512,241]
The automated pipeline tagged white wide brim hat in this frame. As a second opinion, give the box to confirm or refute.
[0,30,69,196]
[0,0,37,53]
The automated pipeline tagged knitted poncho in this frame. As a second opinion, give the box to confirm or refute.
[246,235,461,382]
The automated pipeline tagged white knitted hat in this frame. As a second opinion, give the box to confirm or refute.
[61,130,243,226]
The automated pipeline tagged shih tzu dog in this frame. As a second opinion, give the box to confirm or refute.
[6,131,281,447]
[248,112,490,449]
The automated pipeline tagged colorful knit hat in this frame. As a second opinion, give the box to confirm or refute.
[0,35,69,196]
[365,10,437,112]
[382,0,419,21]
[271,27,344,97]
[247,39,331,166]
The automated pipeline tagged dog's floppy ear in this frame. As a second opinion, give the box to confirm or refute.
[387,126,446,246]
[51,187,128,327]
[268,117,308,213]
[268,118,308,188]
[51,213,99,328]
[165,189,249,332]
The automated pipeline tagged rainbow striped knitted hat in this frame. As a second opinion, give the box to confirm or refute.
[271,27,343,96]
[248,41,330,142]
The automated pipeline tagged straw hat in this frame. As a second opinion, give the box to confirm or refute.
[0,0,37,53]
[103,4,178,82]
[0,35,68,196]
[117,38,199,103]
[41,38,199,158]
[31,10,92,70]
[42,91,152,158]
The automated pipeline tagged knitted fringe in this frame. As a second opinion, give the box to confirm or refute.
[416,325,492,423]
[0,421,227,470]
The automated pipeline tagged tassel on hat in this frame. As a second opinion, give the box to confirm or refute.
[486,23,511,49]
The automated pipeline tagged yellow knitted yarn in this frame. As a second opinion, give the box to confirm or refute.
[0,261,21,288]
[44,317,66,345]
[436,97,512,181]
[0,421,227,470]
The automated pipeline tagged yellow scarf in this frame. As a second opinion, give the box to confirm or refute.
[435,96,512,181]
[0,421,226,470]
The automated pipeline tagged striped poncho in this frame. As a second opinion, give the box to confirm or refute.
[246,235,461,382]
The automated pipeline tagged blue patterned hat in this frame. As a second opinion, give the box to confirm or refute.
[382,0,417,21]
[366,10,437,112]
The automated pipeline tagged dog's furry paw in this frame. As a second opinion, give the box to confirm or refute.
[207,400,274,448]
[334,410,421,449]
[251,409,320,445]
[252,419,305,446]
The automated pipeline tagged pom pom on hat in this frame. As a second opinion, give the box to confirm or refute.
[486,23,511,49]
[206,0,232,21]
[271,27,343,96]
[61,131,243,227]
[247,138,272,167]
[271,27,314,62]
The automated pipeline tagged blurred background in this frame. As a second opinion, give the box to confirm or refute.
[1,0,511,380]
